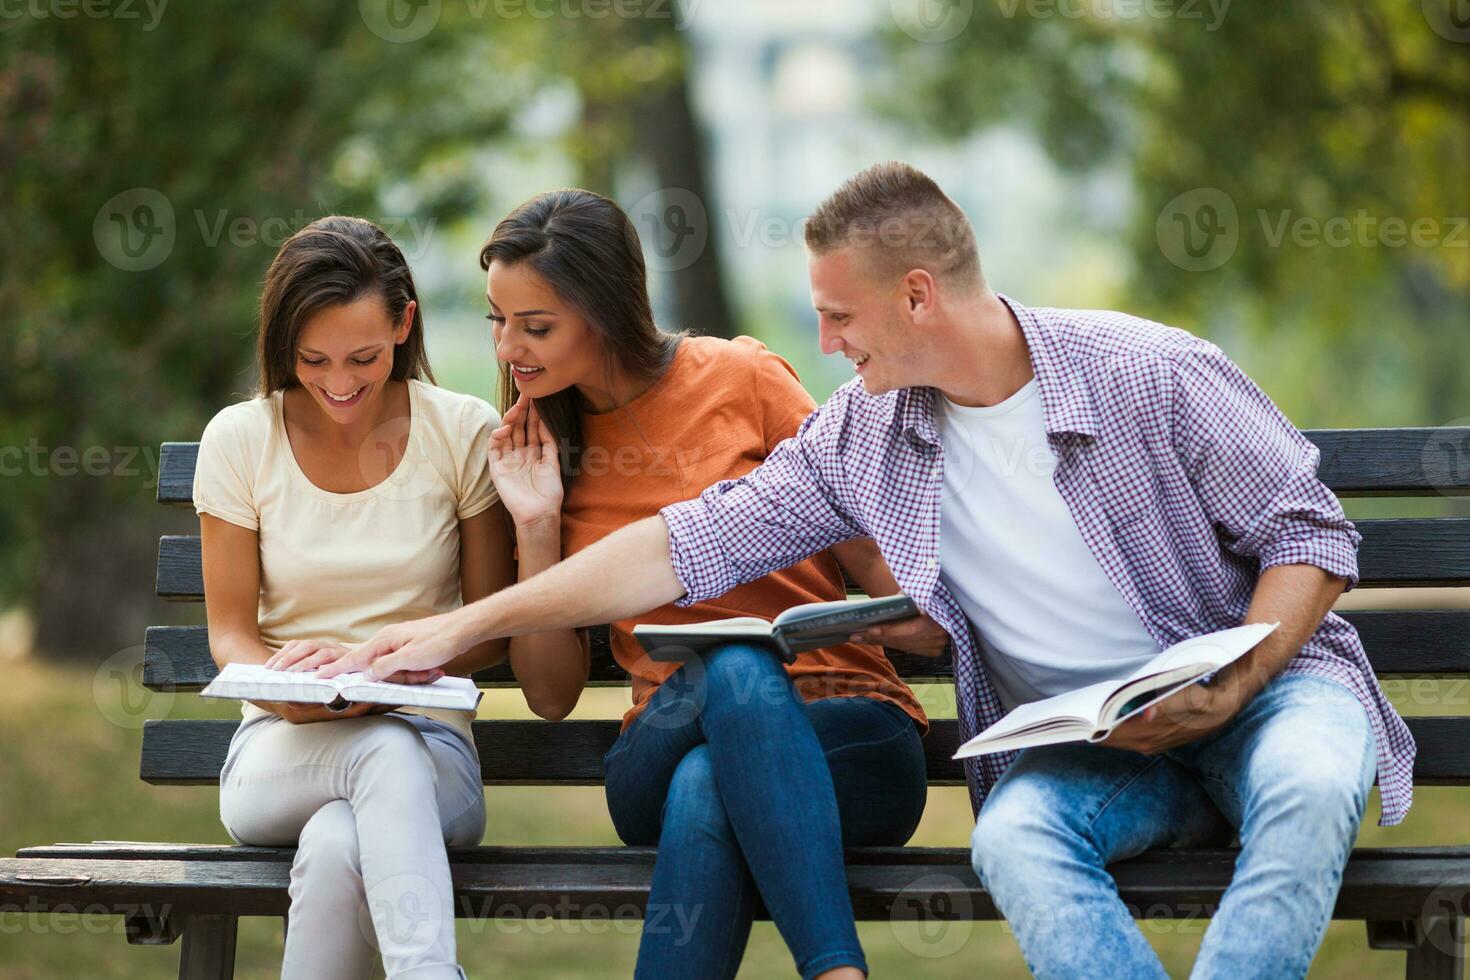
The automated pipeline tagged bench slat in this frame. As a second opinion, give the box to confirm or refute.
[139,716,1470,786]
[26,841,1470,864]
[143,624,962,689]
[156,429,1470,504]
[156,519,1470,601]
[141,609,1470,691]
[4,848,1467,921]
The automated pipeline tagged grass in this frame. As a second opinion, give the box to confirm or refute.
[1,655,1467,979]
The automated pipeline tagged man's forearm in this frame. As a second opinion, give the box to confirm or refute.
[451,515,686,647]
[1223,562,1349,703]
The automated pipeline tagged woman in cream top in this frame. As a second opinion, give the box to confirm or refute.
[196,375,500,740]
[193,216,513,980]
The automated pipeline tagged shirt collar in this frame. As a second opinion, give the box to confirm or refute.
[887,293,1099,444]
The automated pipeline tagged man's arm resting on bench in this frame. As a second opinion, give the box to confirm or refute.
[319,515,684,680]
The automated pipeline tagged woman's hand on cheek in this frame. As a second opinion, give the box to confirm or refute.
[489,393,564,531]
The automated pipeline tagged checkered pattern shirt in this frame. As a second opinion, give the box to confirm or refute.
[661,296,1415,825]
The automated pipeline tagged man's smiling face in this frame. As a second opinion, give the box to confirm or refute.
[808,245,924,395]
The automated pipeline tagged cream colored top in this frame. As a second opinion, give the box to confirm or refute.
[193,379,500,742]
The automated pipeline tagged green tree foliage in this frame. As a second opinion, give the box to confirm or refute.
[884,0,1468,424]
[0,2,511,655]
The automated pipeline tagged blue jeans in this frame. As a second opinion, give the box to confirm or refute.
[970,673,1376,980]
[603,643,928,980]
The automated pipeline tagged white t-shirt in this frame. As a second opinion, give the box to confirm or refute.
[193,379,501,740]
[935,379,1160,710]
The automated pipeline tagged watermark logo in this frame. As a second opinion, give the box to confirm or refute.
[92,644,174,729]
[891,0,975,43]
[360,0,441,42]
[991,0,1230,31]
[889,872,974,958]
[360,871,441,956]
[628,187,708,272]
[1156,188,1238,272]
[1420,878,1470,957]
[1424,0,1470,42]
[1421,418,1470,497]
[0,0,169,31]
[94,187,175,272]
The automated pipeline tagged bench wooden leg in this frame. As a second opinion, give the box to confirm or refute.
[176,914,237,980]
[1405,917,1465,980]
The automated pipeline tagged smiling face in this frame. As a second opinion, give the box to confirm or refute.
[293,293,411,422]
[808,246,928,395]
[486,259,608,400]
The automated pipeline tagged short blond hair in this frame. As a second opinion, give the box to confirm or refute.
[805,162,982,288]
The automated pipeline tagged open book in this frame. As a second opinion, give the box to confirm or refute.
[200,662,482,712]
[953,621,1279,759]
[634,594,921,665]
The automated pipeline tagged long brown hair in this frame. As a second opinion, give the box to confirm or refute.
[257,215,434,395]
[479,189,682,490]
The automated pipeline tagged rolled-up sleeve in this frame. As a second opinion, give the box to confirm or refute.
[661,402,866,606]
[1169,342,1361,590]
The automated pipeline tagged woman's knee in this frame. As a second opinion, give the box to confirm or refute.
[698,644,787,697]
[660,746,735,846]
[349,717,438,793]
[293,800,362,889]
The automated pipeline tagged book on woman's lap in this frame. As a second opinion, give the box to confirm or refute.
[201,662,482,711]
[953,621,1280,759]
[633,594,921,665]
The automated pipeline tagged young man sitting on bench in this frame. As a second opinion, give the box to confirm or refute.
[322,161,1416,979]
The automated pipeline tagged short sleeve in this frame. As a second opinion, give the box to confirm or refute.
[193,403,264,531]
[456,397,502,521]
[738,337,818,452]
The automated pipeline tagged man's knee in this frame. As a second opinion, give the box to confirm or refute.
[1252,759,1371,846]
[1245,683,1375,840]
[970,791,1063,886]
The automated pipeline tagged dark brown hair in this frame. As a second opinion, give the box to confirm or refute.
[479,189,682,491]
[805,161,983,288]
[256,215,434,395]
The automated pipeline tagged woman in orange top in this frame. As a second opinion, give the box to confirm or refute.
[490,189,937,980]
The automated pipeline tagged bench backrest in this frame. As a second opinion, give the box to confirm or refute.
[140,428,1470,787]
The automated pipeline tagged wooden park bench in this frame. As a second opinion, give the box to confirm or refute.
[1,426,1469,979]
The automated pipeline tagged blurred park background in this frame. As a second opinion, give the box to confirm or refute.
[0,0,1467,976]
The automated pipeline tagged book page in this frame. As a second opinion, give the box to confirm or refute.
[953,677,1120,758]
[638,617,773,635]
[1123,622,1279,683]
[200,662,335,703]
[1095,622,1278,728]
[339,673,479,709]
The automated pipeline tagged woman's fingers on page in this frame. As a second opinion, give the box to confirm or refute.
[382,668,444,685]
[287,648,347,673]
[271,640,316,670]
[315,636,386,679]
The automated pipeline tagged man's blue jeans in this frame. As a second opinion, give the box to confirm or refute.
[603,643,929,980]
[971,673,1377,980]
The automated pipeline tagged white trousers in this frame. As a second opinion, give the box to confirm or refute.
[218,711,485,979]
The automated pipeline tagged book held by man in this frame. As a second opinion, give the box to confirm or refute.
[952,621,1280,759]
[633,594,921,665]
[200,662,482,712]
